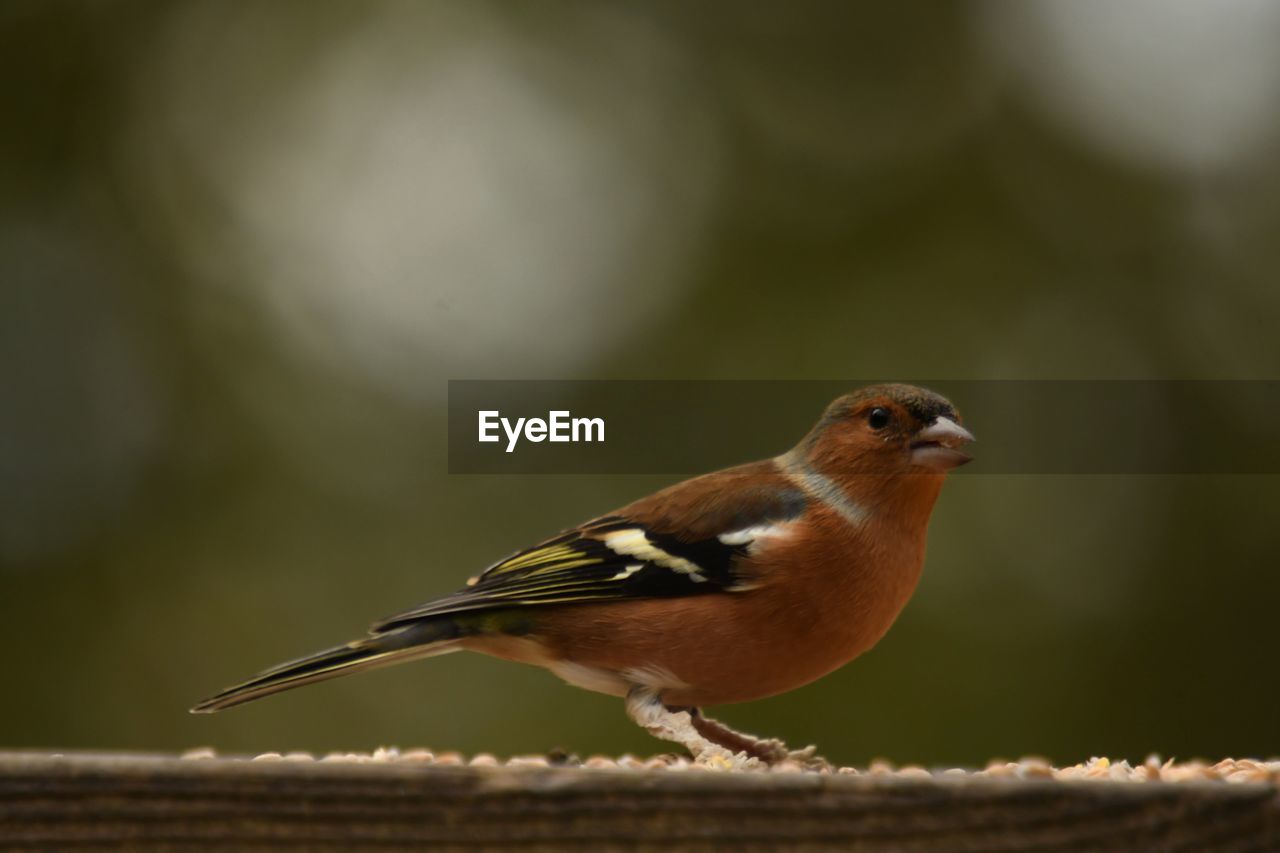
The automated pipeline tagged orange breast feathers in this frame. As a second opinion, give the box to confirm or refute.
[496,484,938,708]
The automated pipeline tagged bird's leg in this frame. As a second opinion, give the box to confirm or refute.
[688,710,832,771]
[624,688,761,769]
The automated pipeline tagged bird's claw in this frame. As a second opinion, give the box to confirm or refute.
[693,746,763,771]
[744,739,833,771]
[783,745,834,772]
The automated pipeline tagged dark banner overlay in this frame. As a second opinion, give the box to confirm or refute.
[447,381,1280,475]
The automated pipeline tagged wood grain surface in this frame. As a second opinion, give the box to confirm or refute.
[1,751,1277,851]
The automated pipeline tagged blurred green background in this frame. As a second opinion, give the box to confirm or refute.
[3,0,1279,768]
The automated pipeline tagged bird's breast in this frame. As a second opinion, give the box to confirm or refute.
[734,507,927,686]
[519,505,930,707]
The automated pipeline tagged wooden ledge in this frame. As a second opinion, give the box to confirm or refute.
[1,751,1277,850]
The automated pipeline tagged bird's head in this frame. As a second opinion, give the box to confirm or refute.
[796,384,974,477]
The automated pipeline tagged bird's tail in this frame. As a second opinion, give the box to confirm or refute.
[190,620,462,714]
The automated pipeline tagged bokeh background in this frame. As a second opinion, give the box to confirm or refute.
[3,0,1279,768]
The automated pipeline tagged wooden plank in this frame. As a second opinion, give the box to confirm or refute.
[0,752,1276,851]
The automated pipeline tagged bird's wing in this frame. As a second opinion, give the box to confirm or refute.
[370,469,806,634]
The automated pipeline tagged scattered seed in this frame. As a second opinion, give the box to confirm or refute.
[180,747,217,760]
[215,747,1275,783]
[507,756,549,768]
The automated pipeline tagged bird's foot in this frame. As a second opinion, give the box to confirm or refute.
[690,745,764,771]
[626,688,763,770]
[689,712,833,771]
[770,743,835,772]
[625,689,830,771]
[729,737,833,770]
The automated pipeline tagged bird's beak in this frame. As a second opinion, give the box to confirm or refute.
[910,416,975,470]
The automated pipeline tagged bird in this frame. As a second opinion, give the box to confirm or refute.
[192,383,973,768]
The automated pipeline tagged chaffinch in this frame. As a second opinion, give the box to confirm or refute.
[193,383,973,768]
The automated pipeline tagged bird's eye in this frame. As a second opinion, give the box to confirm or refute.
[867,407,891,430]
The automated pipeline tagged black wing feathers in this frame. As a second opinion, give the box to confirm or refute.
[371,487,808,634]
